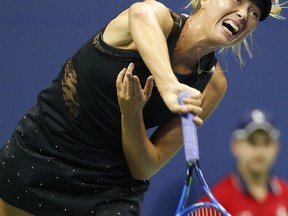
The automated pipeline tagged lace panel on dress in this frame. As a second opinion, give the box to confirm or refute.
[61,58,80,119]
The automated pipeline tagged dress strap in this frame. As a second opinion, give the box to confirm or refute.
[167,10,189,60]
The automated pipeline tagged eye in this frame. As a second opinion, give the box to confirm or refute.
[250,9,260,20]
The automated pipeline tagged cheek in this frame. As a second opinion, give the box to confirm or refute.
[214,0,233,12]
[243,21,258,38]
[235,148,254,161]
[266,148,278,161]
[247,23,257,34]
[204,0,230,19]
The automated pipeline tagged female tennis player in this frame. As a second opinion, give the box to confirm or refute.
[0,0,285,215]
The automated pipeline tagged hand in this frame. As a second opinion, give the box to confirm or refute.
[161,83,203,125]
[160,83,203,126]
[116,63,154,117]
[180,91,204,127]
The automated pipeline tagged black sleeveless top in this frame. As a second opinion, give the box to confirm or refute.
[0,10,217,216]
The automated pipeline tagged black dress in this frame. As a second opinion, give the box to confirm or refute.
[0,10,217,216]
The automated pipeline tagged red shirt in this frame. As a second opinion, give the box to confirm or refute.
[199,173,288,216]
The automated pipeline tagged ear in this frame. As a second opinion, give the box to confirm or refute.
[230,140,239,158]
[274,141,280,155]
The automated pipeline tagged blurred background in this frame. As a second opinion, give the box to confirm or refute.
[1,1,287,215]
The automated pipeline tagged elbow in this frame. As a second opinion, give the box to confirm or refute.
[127,158,160,180]
[129,165,154,180]
[131,172,150,181]
[129,3,155,25]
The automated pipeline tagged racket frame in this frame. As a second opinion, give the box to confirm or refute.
[175,162,230,216]
[175,92,230,216]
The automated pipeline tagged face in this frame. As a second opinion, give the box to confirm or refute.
[200,0,261,46]
[232,130,279,176]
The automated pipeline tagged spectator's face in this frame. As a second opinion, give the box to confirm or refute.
[232,130,279,175]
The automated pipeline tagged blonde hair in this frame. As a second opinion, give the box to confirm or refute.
[186,0,287,65]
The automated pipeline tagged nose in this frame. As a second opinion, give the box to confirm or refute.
[237,9,248,21]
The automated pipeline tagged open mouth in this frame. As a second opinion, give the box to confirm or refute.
[223,20,239,36]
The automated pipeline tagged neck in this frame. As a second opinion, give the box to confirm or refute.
[237,164,270,201]
[185,14,219,51]
[172,15,216,74]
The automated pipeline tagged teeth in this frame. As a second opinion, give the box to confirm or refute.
[223,20,239,35]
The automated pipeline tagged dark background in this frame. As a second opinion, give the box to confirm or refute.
[1,1,287,215]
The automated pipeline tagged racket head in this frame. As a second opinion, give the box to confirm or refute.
[178,202,229,216]
[176,161,231,216]
[193,162,231,216]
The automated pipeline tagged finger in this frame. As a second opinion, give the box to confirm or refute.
[171,104,188,114]
[185,105,203,117]
[183,97,202,107]
[116,68,127,93]
[179,89,202,114]
[123,72,134,96]
[143,76,153,97]
[182,91,201,100]
[192,89,201,97]
[127,62,135,74]
[193,115,203,127]
[117,62,134,90]
[132,75,142,96]
[126,63,135,96]
[189,88,201,97]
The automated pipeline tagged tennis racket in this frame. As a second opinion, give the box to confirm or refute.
[175,91,231,216]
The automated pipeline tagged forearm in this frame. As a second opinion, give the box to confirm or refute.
[128,3,178,94]
[121,113,160,180]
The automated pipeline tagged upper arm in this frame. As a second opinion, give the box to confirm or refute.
[200,62,227,122]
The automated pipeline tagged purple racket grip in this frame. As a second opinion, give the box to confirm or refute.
[178,92,199,162]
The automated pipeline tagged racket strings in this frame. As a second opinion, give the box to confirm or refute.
[187,207,224,216]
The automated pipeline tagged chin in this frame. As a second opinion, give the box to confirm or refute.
[219,36,238,48]
[250,166,268,175]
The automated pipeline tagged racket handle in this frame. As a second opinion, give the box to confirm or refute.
[178,92,199,162]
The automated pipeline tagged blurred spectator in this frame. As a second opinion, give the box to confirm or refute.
[199,109,288,216]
